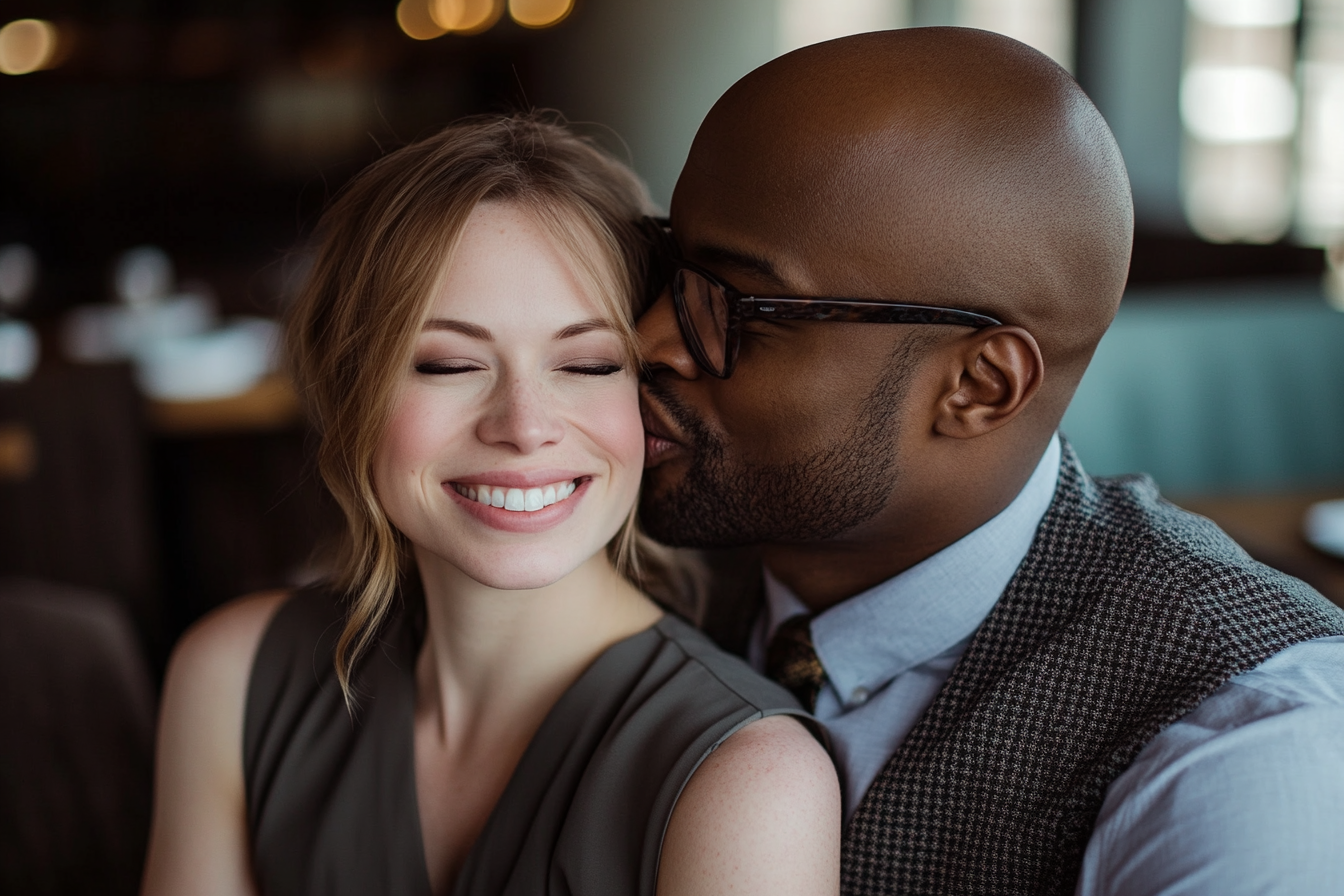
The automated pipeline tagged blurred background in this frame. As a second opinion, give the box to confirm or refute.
[1,1,1342,893]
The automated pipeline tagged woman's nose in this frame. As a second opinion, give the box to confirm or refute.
[476,375,566,454]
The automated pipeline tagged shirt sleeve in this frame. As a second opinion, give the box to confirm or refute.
[1075,697,1344,896]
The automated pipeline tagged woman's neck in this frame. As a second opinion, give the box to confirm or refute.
[410,550,661,894]
[413,548,661,746]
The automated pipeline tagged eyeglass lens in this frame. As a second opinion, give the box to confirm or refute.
[675,268,731,374]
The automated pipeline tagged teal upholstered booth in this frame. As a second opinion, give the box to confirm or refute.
[1061,279,1344,494]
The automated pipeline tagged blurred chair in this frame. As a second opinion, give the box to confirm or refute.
[0,577,155,896]
[1062,279,1344,493]
[0,363,160,651]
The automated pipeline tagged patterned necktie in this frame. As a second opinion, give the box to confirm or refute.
[765,613,825,712]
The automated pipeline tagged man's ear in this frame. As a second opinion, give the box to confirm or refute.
[933,326,1043,438]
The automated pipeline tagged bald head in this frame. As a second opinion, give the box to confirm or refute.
[675,27,1132,411]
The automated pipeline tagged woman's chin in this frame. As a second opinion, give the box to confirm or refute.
[471,568,572,592]
[443,548,595,593]
[407,518,626,595]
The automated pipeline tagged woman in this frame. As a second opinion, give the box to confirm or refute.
[141,113,840,896]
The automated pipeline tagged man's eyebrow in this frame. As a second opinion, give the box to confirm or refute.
[424,319,492,340]
[690,244,787,288]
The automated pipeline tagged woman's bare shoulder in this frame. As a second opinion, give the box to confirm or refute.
[657,714,841,896]
[166,589,292,693]
[142,590,292,896]
[159,589,293,769]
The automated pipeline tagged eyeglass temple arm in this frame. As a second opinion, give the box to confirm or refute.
[738,297,1002,328]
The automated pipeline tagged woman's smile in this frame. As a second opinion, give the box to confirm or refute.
[443,475,593,534]
[450,477,579,511]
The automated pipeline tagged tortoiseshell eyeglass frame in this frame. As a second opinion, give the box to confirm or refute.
[640,216,1003,379]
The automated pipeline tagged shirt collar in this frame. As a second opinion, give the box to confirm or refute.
[763,434,1062,705]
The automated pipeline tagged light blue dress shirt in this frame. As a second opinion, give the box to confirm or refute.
[749,433,1344,894]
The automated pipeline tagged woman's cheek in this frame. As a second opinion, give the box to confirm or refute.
[589,380,646,470]
[374,386,461,506]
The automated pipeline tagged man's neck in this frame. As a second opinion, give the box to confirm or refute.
[761,527,976,613]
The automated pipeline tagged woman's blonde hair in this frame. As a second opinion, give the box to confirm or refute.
[286,112,693,699]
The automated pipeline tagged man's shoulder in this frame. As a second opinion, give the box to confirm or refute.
[1051,449,1344,630]
[1079,636,1344,896]
[1082,467,1268,572]
[1140,635,1344,747]
[1224,634,1344,707]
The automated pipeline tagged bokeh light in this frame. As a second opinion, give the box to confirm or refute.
[397,0,448,40]
[1326,241,1344,309]
[432,0,504,35]
[1184,142,1294,242]
[1180,0,1299,243]
[1181,65,1298,143]
[509,0,575,29]
[0,19,59,75]
[958,0,1074,71]
[1296,0,1344,247]
[776,0,908,56]
[0,423,37,480]
[0,244,38,310]
[1187,0,1300,28]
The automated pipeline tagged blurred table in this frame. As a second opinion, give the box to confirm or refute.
[1174,492,1344,609]
[145,373,301,436]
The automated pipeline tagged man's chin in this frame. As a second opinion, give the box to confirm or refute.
[639,489,748,549]
[638,488,699,547]
[639,455,683,495]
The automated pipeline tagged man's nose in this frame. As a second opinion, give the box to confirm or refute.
[637,288,701,380]
[476,376,566,454]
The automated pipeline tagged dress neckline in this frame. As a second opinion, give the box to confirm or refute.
[393,604,671,896]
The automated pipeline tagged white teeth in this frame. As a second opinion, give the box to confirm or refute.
[454,479,580,512]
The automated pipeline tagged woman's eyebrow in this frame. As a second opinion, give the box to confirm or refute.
[421,318,613,340]
[554,318,615,339]
[423,319,492,340]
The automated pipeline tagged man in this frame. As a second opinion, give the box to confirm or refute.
[637,27,1344,896]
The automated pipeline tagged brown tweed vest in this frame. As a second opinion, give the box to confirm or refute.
[840,442,1344,896]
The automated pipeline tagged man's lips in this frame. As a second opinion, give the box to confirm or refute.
[640,390,685,467]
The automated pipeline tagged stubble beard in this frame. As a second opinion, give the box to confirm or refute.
[639,343,918,548]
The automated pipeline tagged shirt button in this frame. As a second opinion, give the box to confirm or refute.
[848,686,870,707]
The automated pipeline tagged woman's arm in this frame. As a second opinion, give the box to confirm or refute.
[140,591,288,896]
[657,714,841,896]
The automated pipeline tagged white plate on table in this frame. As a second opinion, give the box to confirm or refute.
[1304,499,1344,560]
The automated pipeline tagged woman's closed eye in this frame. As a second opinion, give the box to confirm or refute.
[415,359,484,375]
[413,359,625,376]
[561,360,625,376]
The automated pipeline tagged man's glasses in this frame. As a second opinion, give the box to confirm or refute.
[641,217,1003,379]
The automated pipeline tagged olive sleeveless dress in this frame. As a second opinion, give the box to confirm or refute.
[243,585,810,896]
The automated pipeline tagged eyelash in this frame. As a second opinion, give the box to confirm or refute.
[414,362,480,375]
[413,362,625,376]
[562,363,624,376]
